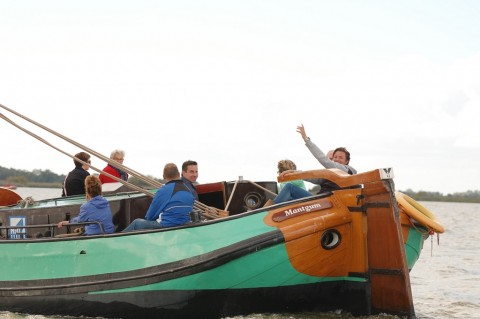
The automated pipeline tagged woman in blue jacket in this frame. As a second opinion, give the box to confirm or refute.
[58,175,114,235]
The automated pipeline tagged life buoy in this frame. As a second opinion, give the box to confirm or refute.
[395,191,445,234]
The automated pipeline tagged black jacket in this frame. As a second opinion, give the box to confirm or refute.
[62,168,90,197]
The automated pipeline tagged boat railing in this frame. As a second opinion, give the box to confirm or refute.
[0,221,105,240]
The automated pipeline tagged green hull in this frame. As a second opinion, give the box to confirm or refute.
[0,207,425,318]
[0,169,436,319]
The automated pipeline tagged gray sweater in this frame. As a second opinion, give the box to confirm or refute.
[304,138,357,187]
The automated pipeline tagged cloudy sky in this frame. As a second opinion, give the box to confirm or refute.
[1,1,479,194]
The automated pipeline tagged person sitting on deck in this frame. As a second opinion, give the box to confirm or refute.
[61,151,91,197]
[269,125,356,205]
[277,159,306,192]
[122,163,194,232]
[99,149,128,183]
[58,175,114,235]
[181,160,199,201]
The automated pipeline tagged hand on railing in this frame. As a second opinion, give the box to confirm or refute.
[57,221,105,234]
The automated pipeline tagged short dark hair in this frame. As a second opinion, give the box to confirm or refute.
[334,147,350,164]
[182,160,197,172]
[74,152,90,168]
[164,163,180,180]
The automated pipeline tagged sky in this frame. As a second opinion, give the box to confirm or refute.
[1,0,479,194]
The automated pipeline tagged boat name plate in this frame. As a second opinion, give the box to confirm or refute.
[272,199,333,222]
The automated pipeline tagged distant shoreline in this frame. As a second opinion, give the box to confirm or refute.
[5,183,480,204]
[1,182,63,188]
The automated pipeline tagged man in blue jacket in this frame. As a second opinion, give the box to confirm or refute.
[122,163,194,232]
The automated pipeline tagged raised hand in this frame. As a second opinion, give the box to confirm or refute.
[296,124,308,141]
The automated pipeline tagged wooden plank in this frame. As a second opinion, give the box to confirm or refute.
[364,179,415,318]
[277,168,394,188]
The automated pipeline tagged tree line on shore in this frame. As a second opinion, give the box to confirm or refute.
[2,166,479,203]
[0,166,160,188]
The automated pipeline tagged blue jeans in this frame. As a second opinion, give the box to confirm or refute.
[273,183,311,204]
[122,218,164,232]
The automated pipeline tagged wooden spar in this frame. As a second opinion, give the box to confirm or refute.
[246,180,277,196]
[0,113,154,198]
[0,105,224,216]
[224,180,239,212]
[277,167,392,188]
[362,175,416,317]
[0,103,162,189]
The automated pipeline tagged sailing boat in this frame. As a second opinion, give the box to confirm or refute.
[0,104,444,319]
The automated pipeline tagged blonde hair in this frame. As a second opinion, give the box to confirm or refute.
[277,159,297,174]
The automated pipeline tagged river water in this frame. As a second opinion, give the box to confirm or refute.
[1,188,479,319]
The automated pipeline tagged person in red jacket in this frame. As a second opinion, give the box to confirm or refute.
[99,149,128,184]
